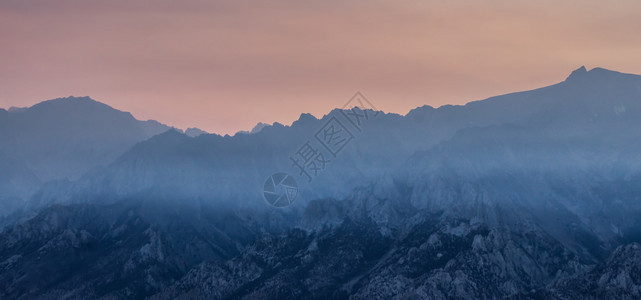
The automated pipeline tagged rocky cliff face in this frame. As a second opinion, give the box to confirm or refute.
[0,200,257,299]
[1,194,633,299]
[150,207,591,299]
[542,243,641,299]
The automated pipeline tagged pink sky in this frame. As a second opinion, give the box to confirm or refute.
[2,0,641,134]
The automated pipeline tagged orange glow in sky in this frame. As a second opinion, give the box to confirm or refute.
[2,0,641,134]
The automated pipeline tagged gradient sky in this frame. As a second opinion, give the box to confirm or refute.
[2,0,641,134]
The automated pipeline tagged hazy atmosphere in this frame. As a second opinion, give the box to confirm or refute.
[2,2,641,299]
[2,0,641,134]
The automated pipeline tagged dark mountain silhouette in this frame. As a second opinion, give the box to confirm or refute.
[2,67,641,298]
[30,67,641,211]
[0,96,172,218]
[0,96,171,182]
[184,127,209,137]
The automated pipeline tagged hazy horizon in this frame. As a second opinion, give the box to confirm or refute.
[3,2,641,296]
[2,0,641,134]
[3,65,635,136]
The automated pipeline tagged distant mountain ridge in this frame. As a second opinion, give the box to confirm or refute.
[0,96,173,180]
[29,67,641,209]
[2,67,641,298]
[0,96,173,218]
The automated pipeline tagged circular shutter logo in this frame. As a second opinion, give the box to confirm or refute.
[263,173,298,207]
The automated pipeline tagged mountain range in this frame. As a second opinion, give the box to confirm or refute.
[1,67,641,299]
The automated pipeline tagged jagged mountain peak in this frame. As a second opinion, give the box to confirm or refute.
[566,65,588,81]
[564,66,640,84]
[292,112,319,127]
[406,104,435,116]
[250,122,269,134]
[184,127,209,137]
[141,128,189,143]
